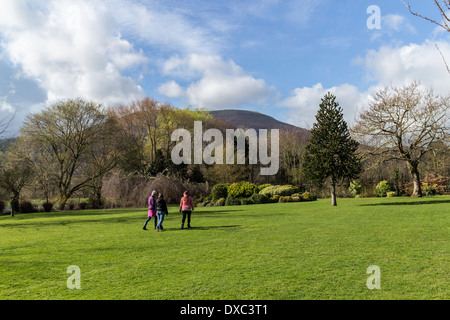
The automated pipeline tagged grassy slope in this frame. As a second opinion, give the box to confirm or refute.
[0,196,448,300]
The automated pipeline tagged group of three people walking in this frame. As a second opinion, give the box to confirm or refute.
[143,190,194,231]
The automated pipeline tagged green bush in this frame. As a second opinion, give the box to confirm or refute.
[270,194,280,203]
[249,193,270,204]
[279,196,293,203]
[349,180,363,197]
[386,191,397,198]
[225,195,241,206]
[78,202,87,210]
[43,202,53,212]
[20,201,34,214]
[241,198,254,205]
[259,185,300,197]
[201,201,211,207]
[302,191,317,201]
[256,183,272,193]
[422,183,437,196]
[215,198,226,206]
[291,196,301,202]
[211,184,229,200]
[227,182,258,198]
[375,180,393,197]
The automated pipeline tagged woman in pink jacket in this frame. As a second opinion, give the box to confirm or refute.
[143,190,158,230]
[179,190,194,229]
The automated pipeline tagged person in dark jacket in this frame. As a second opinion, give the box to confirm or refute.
[155,193,168,231]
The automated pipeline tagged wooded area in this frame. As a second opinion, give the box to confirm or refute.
[0,82,448,214]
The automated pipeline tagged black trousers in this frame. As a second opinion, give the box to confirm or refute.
[181,210,191,227]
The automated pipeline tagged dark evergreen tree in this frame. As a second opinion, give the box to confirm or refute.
[302,93,362,206]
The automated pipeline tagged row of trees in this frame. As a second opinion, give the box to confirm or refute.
[0,82,448,213]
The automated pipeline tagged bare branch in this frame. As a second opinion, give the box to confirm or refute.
[436,43,450,73]
[401,0,450,31]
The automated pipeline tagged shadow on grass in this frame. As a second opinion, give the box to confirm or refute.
[1,208,141,220]
[0,215,144,229]
[359,199,450,206]
[1,208,243,220]
[152,225,243,232]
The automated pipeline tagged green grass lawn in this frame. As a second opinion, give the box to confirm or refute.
[0,196,448,300]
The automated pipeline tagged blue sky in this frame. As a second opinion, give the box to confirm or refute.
[0,0,449,135]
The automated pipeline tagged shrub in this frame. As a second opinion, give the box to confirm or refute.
[20,201,34,214]
[225,195,241,206]
[279,196,293,203]
[270,194,280,202]
[249,193,270,204]
[301,191,312,201]
[375,180,393,197]
[215,198,225,206]
[78,202,87,210]
[241,198,254,205]
[301,191,317,201]
[259,185,300,197]
[386,191,397,198]
[349,180,363,197]
[256,183,272,193]
[291,196,301,202]
[68,202,75,210]
[227,182,258,198]
[201,201,211,207]
[43,202,53,212]
[88,197,102,209]
[422,182,437,196]
[210,184,229,200]
[0,200,5,214]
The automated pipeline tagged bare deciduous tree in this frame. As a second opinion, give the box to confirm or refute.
[352,81,450,197]
[0,148,34,216]
[21,98,113,209]
[0,111,15,137]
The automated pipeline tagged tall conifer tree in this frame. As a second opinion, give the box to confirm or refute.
[302,93,362,206]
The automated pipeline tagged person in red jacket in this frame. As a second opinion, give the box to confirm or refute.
[179,190,194,229]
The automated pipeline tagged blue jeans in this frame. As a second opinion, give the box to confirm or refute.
[143,216,157,229]
[156,211,165,230]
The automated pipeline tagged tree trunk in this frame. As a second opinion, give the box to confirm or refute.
[59,195,68,210]
[410,164,422,197]
[331,178,337,206]
[10,196,19,217]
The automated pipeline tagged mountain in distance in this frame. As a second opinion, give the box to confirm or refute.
[210,109,310,137]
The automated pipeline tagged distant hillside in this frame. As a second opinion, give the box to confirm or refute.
[210,110,310,137]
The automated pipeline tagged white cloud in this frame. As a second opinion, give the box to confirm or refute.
[111,0,223,55]
[370,14,416,41]
[364,40,450,95]
[282,39,450,129]
[160,54,274,108]
[383,14,416,34]
[157,81,185,99]
[0,0,147,108]
[0,97,14,113]
[279,83,369,128]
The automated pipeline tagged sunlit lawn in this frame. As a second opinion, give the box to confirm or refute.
[0,196,448,300]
